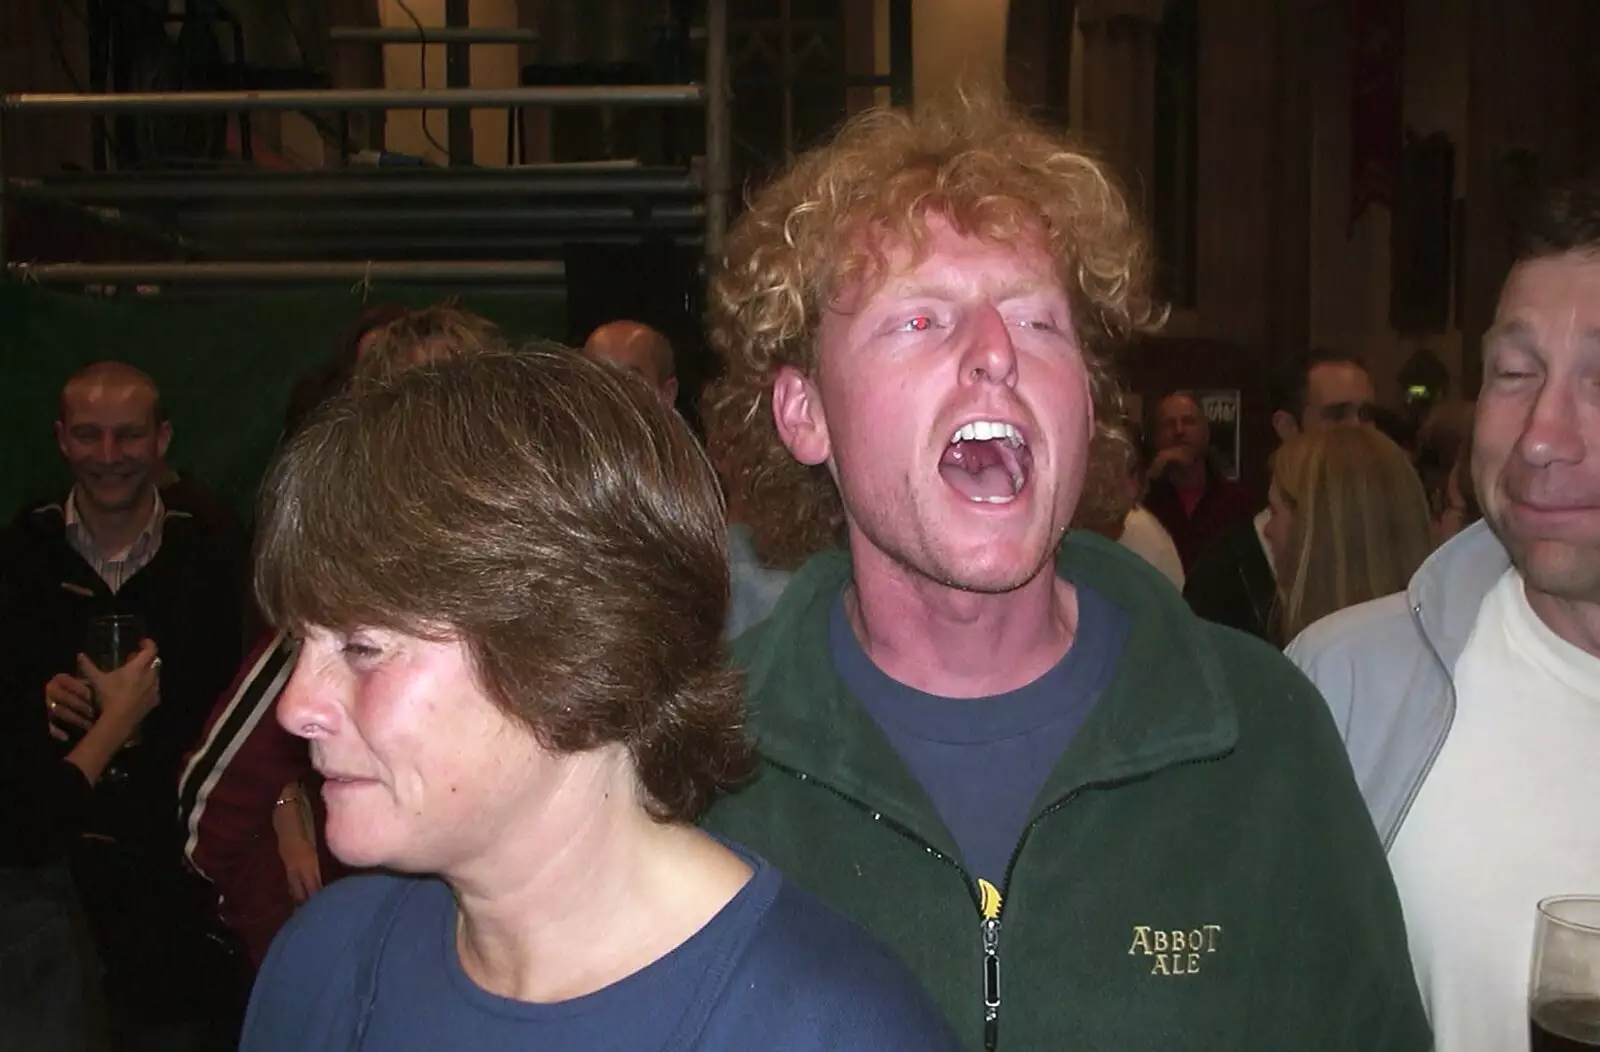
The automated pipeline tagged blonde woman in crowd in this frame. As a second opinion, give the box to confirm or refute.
[1265,425,1435,645]
[1419,402,1482,544]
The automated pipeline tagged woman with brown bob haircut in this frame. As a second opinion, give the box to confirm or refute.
[240,349,960,1052]
[701,88,1163,570]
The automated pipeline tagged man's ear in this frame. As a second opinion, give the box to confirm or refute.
[155,420,173,461]
[54,420,68,460]
[661,376,679,408]
[771,365,830,466]
[1271,409,1300,443]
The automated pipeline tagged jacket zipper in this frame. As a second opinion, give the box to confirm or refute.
[980,913,1001,1050]
[764,760,1102,1051]
[983,758,1226,1049]
[767,755,1228,1049]
[763,761,990,1036]
[763,759,977,899]
[1381,607,1460,850]
[980,791,1088,1051]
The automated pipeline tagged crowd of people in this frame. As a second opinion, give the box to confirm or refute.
[2,86,1596,1052]
[1108,351,1477,648]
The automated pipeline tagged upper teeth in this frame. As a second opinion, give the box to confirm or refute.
[950,421,1023,446]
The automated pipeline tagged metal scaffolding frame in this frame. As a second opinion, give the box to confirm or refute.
[328,27,539,45]
[11,168,704,202]
[6,259,565,285]
[0,85,706,116]
[0,0,731,288]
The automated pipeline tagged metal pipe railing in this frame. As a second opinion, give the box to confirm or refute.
[7,171,702,202]
[329,27,538,45]
[0,86,706,115]
[0,3,731,279]
[0,116,7,273]
[705,0,729,261]
[7,259,566,284]
[172,206,704,230]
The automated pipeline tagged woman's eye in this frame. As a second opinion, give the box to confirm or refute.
[900,315,935,333]
[340,640,381,661]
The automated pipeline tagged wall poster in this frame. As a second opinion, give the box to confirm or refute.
[1193,388,1242,480]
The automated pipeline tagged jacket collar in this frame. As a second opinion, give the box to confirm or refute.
[1408,520,1511,677]
[63,486,168,578]
[735,531,1240,853]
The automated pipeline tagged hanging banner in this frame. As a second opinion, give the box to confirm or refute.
[1350,0,1404,228]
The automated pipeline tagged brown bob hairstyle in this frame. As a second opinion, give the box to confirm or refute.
[702,88,1165,569]
[254,347,754,823]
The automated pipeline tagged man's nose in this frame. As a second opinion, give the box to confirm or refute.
[1516,379,1585,469]
[956,304,1020,388]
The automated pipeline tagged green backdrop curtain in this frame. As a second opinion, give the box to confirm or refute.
[0,282,565,523]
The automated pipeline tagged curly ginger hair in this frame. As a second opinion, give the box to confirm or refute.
[703,90,1165,569]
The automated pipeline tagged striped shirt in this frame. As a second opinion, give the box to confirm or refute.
[179,631,301,882]
[63,487,170,594]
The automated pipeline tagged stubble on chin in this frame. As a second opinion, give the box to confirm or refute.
[915,528,1061,596]
[1512,539,1600,606]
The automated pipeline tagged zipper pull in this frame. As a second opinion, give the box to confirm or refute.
[981,914,1001,1051]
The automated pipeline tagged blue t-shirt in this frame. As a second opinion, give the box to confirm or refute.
[830,581,1129,890]
[241,848,961,1052]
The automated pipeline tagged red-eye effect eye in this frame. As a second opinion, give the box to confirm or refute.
[904,316,933,332]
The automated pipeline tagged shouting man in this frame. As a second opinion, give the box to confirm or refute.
[699,94,1428,1050]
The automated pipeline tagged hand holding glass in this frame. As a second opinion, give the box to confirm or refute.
[83,614,150,764]
[1530,896,1600,1051]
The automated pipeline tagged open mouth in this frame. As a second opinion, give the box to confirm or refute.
[939,420,1033,504]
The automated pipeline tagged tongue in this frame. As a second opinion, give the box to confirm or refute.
[940,439,1018,501]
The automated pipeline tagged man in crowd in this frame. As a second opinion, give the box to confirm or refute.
[583,319,679,407]
[1289,179,1600,1052]
[1142,391,1254,570]
[1185,351,1375,638]
[1113,425,1187,590]
[699,91,1428,1049]
[0,361,248,1047]
[584,319,797,639]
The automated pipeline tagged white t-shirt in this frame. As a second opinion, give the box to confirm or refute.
[1117,506,1185,590]
[1388,568,1600,1052]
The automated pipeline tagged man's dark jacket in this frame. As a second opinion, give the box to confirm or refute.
[0,495,248,1025]
[1184,516,1277,642]
[1144,461,1255,571]
[703,533,1430,1051]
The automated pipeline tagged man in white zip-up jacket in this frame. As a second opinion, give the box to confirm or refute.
[1289,179,1600,1052]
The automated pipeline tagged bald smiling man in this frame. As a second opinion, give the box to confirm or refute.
[1,360,249,1047]
[582,320,679,407]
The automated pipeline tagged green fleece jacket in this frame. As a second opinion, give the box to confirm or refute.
[703,532,1430,1052]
